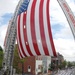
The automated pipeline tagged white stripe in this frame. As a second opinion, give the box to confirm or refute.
[43,0,53,56]
[17,16,25,58]
[35,0,45,55]
[20,13,30,56]
[26,0,37,56]
[17,39,22,59]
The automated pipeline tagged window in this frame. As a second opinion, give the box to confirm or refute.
[28,65,31,72]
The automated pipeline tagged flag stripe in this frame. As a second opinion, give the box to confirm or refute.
[39,0,49,55]
[26,0,37,56]
[20,13,30,56]
[17,34,23,58]
[17,37,23,58]
[23,12,33,56]
[46,0,57,56]
[17,15,27,57]
[30,0,41,55]
[35,0,45,55]
[43,0,53,56]
[17,16,25,58]
[17,43,23,59]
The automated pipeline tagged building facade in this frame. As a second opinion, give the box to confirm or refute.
[51,53,64,70]
[23,56,51,75]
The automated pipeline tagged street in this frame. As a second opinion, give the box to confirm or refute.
[55,68,75,75]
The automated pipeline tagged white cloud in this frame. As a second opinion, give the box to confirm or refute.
[66,0,75,13]
[0,0,19,48]
[54,26,73,39]
[54,38,75,61]
[0,24,7,48]
[0,0,19,16]
[50,0,75,26]
[50,0,75,61]
[50,0,67,26]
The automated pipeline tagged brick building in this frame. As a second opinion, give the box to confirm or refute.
[22,56,51,75]
[51,53,64,70]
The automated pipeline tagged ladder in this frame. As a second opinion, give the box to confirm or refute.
[0,0,23,75]
[57,0,75,39]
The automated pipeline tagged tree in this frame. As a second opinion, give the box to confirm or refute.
[13,44,27,73]
[48,64,52,71]
[61,60,67,69]
[0,46,3,51]
[67,62,73,68]
[58,60,67,69]
[0,46,3,70]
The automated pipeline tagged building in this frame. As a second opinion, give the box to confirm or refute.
[22,56,51,75]
[51,53,64,70]
[42,56,51,73]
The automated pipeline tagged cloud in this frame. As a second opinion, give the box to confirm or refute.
[0,13,13,25]
[54,26,74,39]
[66,0,75,13]
[54,38,75,61]
[50,0,75,61]
[0,24,7,48]
[0,0,19,16]
[50,0,75,39]
[50,0,67,26]
[50,0,75,26]
[0,0,19,47]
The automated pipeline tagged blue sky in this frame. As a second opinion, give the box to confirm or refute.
[0,13,13,25]
[0,0,75,61]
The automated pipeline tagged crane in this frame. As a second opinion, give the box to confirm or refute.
[0,0,75,75]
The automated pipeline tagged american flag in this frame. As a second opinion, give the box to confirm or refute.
[17,0,57,58]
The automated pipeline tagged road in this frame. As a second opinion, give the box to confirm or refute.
[55,68,75,75]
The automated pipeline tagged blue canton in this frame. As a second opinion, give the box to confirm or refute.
[18,0,30,15]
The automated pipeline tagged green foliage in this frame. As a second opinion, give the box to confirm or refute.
[72,62,75,66]
[58,60,75,69]
[48,63,55,71]
[0,46,3,70]
[67,62,73,68]
[13,44,27,73]
[61,60,67,68]
[0,46,3,51]
[57,60,67,69]
[50,59,75,70]
[48,64,52,71]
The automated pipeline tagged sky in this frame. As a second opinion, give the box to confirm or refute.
[0,0,75,61]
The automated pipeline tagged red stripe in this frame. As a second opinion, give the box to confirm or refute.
[17,17,23,58]
[23,12,33,56]
[17,42,23,58]
[17,15,27,57]
[39,0,49,55]
[46,0,57,56]
[30,0,41,55]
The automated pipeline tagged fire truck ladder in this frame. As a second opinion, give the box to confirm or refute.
[0,0,23,75]
[57,0,75,39]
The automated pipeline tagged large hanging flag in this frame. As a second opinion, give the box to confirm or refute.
[17,0,57,58]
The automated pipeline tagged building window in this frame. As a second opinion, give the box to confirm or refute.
[28,65,31,72]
